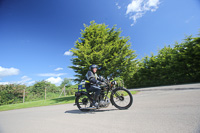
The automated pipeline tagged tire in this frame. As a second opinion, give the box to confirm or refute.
[75,93,92,112]
[110,88,133,110]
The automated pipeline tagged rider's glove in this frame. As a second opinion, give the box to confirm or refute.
[96,81,102,85]
[98,76,105,82]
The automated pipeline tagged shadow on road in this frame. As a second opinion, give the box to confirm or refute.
[65,108,118,114]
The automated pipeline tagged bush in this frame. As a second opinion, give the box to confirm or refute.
[0,84,25,105]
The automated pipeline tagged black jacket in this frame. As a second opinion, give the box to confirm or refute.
[85,71,98,84]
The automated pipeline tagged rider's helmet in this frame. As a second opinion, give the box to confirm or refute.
[89,64,98,71]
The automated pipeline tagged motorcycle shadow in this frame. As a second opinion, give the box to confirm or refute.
[65,108,118,114]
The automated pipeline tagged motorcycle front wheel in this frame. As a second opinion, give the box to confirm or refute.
[110,88,133,110]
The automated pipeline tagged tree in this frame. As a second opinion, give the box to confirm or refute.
[129,33,200,88]
[30,81,59,98]
[59,78,72,89]
[69,21,137,83]
[0,84,26,105]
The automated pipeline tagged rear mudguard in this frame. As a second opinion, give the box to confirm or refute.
[75,91,89,96]
[75,91,93,103]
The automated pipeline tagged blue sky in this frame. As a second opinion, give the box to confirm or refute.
[0,0,200,86]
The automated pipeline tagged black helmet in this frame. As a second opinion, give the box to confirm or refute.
[89,64,98,71]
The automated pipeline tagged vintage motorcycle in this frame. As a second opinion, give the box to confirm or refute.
[74,78,133,112]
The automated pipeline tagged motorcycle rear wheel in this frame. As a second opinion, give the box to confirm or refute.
[75,94,93,112]
[110,88,133,110]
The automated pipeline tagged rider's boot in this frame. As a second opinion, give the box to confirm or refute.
[92,95,99,108]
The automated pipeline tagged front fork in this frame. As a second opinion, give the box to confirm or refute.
[110,88,122,105]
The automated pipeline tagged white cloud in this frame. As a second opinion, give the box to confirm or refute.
[126,0,160,26]
[185,16,194,23]
[38,73,67,77]
[46,77,63,86]
[64,50,73,56]
[26,81,36,86]
[18,76,35,86]
[0,82,10,85]
[0,75,35,86]
[54,67,63,71]
[126,0,143,13]
[21,76,32,82]
[116,2,121,9]
[17,76,32,84]
[0,66,20,79]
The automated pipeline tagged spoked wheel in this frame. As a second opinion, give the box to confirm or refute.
[75,94,92,112]
[110,88,133,110]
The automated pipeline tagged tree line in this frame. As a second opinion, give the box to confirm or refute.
[70,21,200,88]
[0,78,77,105]
[126,35,200,88]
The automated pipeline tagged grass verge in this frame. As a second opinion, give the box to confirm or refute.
[0,90,137,112]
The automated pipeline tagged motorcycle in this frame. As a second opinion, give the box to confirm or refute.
[74,78,133,112]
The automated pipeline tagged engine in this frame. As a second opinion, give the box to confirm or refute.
[99,97,110,108]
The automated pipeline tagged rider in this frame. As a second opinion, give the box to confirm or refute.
[85,64,104,107]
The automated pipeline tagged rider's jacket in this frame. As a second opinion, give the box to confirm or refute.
[85,71,98,85]
[85,70,100,90]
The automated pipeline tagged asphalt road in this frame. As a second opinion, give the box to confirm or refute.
[0,83,200,133]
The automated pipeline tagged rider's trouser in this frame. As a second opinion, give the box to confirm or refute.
[87,85,101,102]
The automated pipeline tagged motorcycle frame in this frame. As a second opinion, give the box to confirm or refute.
[75,81,118,106]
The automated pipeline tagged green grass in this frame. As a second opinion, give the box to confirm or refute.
[0,90,137,112]
[130,90,138,95]
[0,96,75,112]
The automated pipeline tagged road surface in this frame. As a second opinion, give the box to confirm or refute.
[0,83,200,133]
